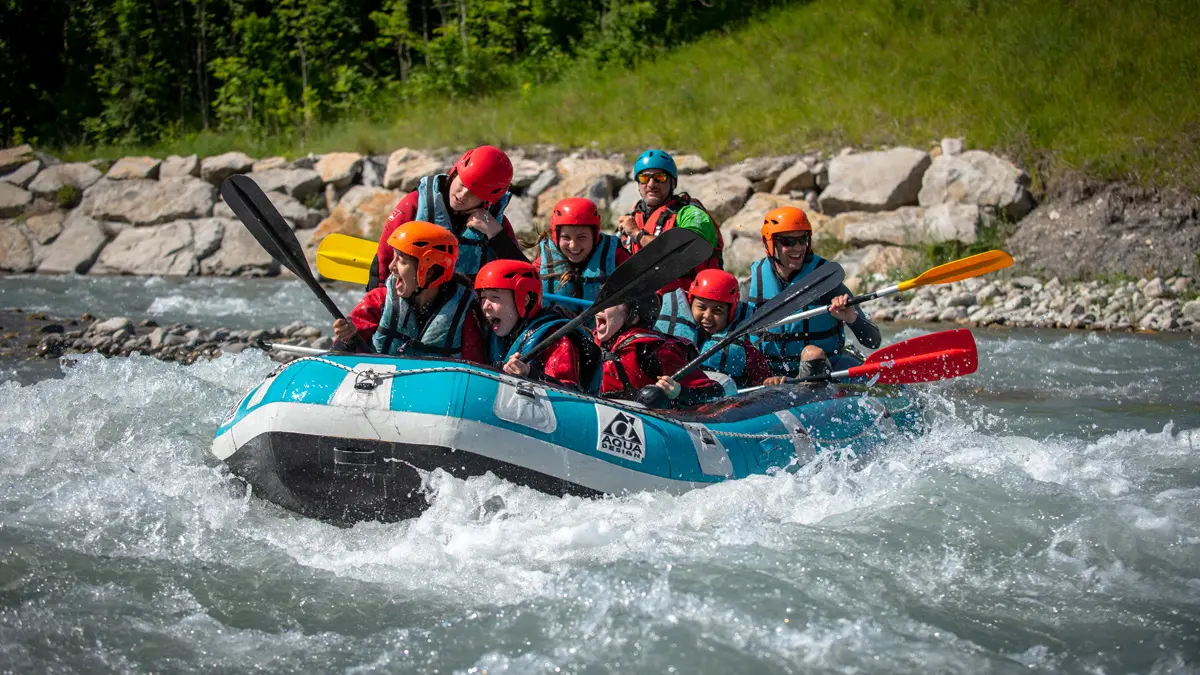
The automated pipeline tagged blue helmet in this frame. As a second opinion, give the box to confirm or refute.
[634,149,677,181]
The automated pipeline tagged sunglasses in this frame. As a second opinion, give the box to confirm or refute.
[636,172,671,185]
[774,233,810,248]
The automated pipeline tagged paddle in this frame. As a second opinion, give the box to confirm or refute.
[519,228,713,363]
[316,232,592,309]
[763,250,1014,331]
[220,175,369,351]
[739,328,978,392]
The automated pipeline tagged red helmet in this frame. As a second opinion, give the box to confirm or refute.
[687,269,740,307]
[549,197,602,242]
[453,145,513,203]
[475,260,543,319]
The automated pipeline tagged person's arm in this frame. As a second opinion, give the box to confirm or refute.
[614,245,631,265]
[828,283,882,349]
[650,341,724,406]
[486,216,529,262]
[539,337,581,389]
[332,287,386,352]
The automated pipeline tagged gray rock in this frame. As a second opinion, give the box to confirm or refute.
[938,306,968,322]
[724,155,797,191]
[819,148,931,215]
[836,203,981,247]
[722,236,762,276]
[83,177,215,226]
[91,221,201,275]
[148,327,166,349]
[191,218,225,259]
[503,195,537,242]
[384,148,443,191]
[771,160,815,194]
[1182,300,1200,323]
[674,154,710,175]
[918,150,1034,220]
[832,245,922,280]
[27,163,103,197]
[0,222,35,272]
[251,156,288,172]
[611,181,641,218]
[0,144,35,173]
[25,211,65,244]
[315,152,362,188]
[509,157,548,190]
[722,192,817,241]
[948,292,976,307]
[360,156,386,188]
[1,160,41,188]
[91,317,133,334]
[36,213,111,274]
[221,342,247,354]
[940,138,965,156]
[1004,294,1032,310]
[106,156,161,180]
[1011,276,1040,289]
[241,168,323,200]
[0,182,33,217]
[160,154,200,179]
[675,171,754,222]
[525,169,559,199]
[290,154,318,170]
[214,190,322,229]
[200,152,254,184]
[1143,277,1171,298]
[200,219,279,276]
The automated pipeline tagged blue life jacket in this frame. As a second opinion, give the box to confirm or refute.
[486,310,600,389]
[373,278,474,357]
[415,175,512,278]
[747,255,844,374]
[654,289,752,379]
[537,232,621,302]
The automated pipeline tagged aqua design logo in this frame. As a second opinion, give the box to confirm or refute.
[595,405,646,463]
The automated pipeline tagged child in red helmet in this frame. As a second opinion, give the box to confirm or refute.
[333,221,486,363]
[533,197,630,309]
[654,269,771,390]
[370,145,527,289]
[592,292,724,409]
[474,260,598,389]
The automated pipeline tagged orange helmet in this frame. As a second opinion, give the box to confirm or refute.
[385,221,458,289]
[549,197,602,243]
[688,269,740,307]
[761,206,812,258]
[475,259,543,319]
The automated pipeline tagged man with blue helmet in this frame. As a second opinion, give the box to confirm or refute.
[618,149,725,295]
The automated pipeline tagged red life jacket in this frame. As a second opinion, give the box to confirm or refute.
[629,193,724,293]
[599,329,661,397]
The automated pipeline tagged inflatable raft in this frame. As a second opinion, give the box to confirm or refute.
[212,353,925,524]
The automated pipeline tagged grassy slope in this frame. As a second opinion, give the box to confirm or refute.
[69,0,1200,191]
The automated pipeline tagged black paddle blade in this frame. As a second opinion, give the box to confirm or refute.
[221,175,310,280]
[593,228,713,311]
[741,263,846,334]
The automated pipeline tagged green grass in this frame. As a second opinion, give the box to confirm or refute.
[61,0,1200,191]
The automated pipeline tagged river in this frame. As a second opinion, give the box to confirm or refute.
[2,276,1198,673]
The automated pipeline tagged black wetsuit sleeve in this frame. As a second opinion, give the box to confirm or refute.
[829,282,882,349]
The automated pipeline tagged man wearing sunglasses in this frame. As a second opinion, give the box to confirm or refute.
[748,206,881,377]
[618,149,724,294]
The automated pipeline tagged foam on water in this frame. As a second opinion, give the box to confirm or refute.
[2,347,1199,673]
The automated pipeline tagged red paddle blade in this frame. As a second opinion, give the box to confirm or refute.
[849,329,979,384]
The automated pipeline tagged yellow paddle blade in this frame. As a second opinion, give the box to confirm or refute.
[315,233,378,285]
[896,250,1014,291]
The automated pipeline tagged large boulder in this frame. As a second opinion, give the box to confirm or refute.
[611,181,641,217]
[2,160,41,188]
[833,245,922,286]
[199,152,253,184]
[36,213,112,274]
[676,171,753,222]
[818,148,931,215]
[721,192,827,242]
[724,155,797,192]
[509,156,549,190]
[213,190,322,229]
[918,150,1035,220]
[27,163,103,198]
[836,204,983,247]
[243,168,323,200]
[91,220,215,275]
[312,186,402,246]
[160,154,200,179]
[0,144,35,173]
[252,156,288,172]
[315,152,362,188]
[503,196,538,244]
[722,236,763,276]
[200,219,278,276]
[25,210,65,245]
[83,177,215,226]
[106,156,161,180]
[555,157,627,184]
[0,221,35,272]
[771,160,816,194]
[384,148,443,192]
[674,154,710,175]
[0,182,33,217]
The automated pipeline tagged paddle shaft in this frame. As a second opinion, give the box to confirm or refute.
[770,283,897,327]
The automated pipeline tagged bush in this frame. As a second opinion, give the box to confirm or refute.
[56,185,82,209]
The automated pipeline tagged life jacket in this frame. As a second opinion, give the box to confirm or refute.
[373,278,474,357]
[628,193,724,269]
[537,232,621,302]
[597,328,678,398]
[747,255,844,372]
[415,175,512,278]
[485,310,601,386]
[654,289,752,379]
